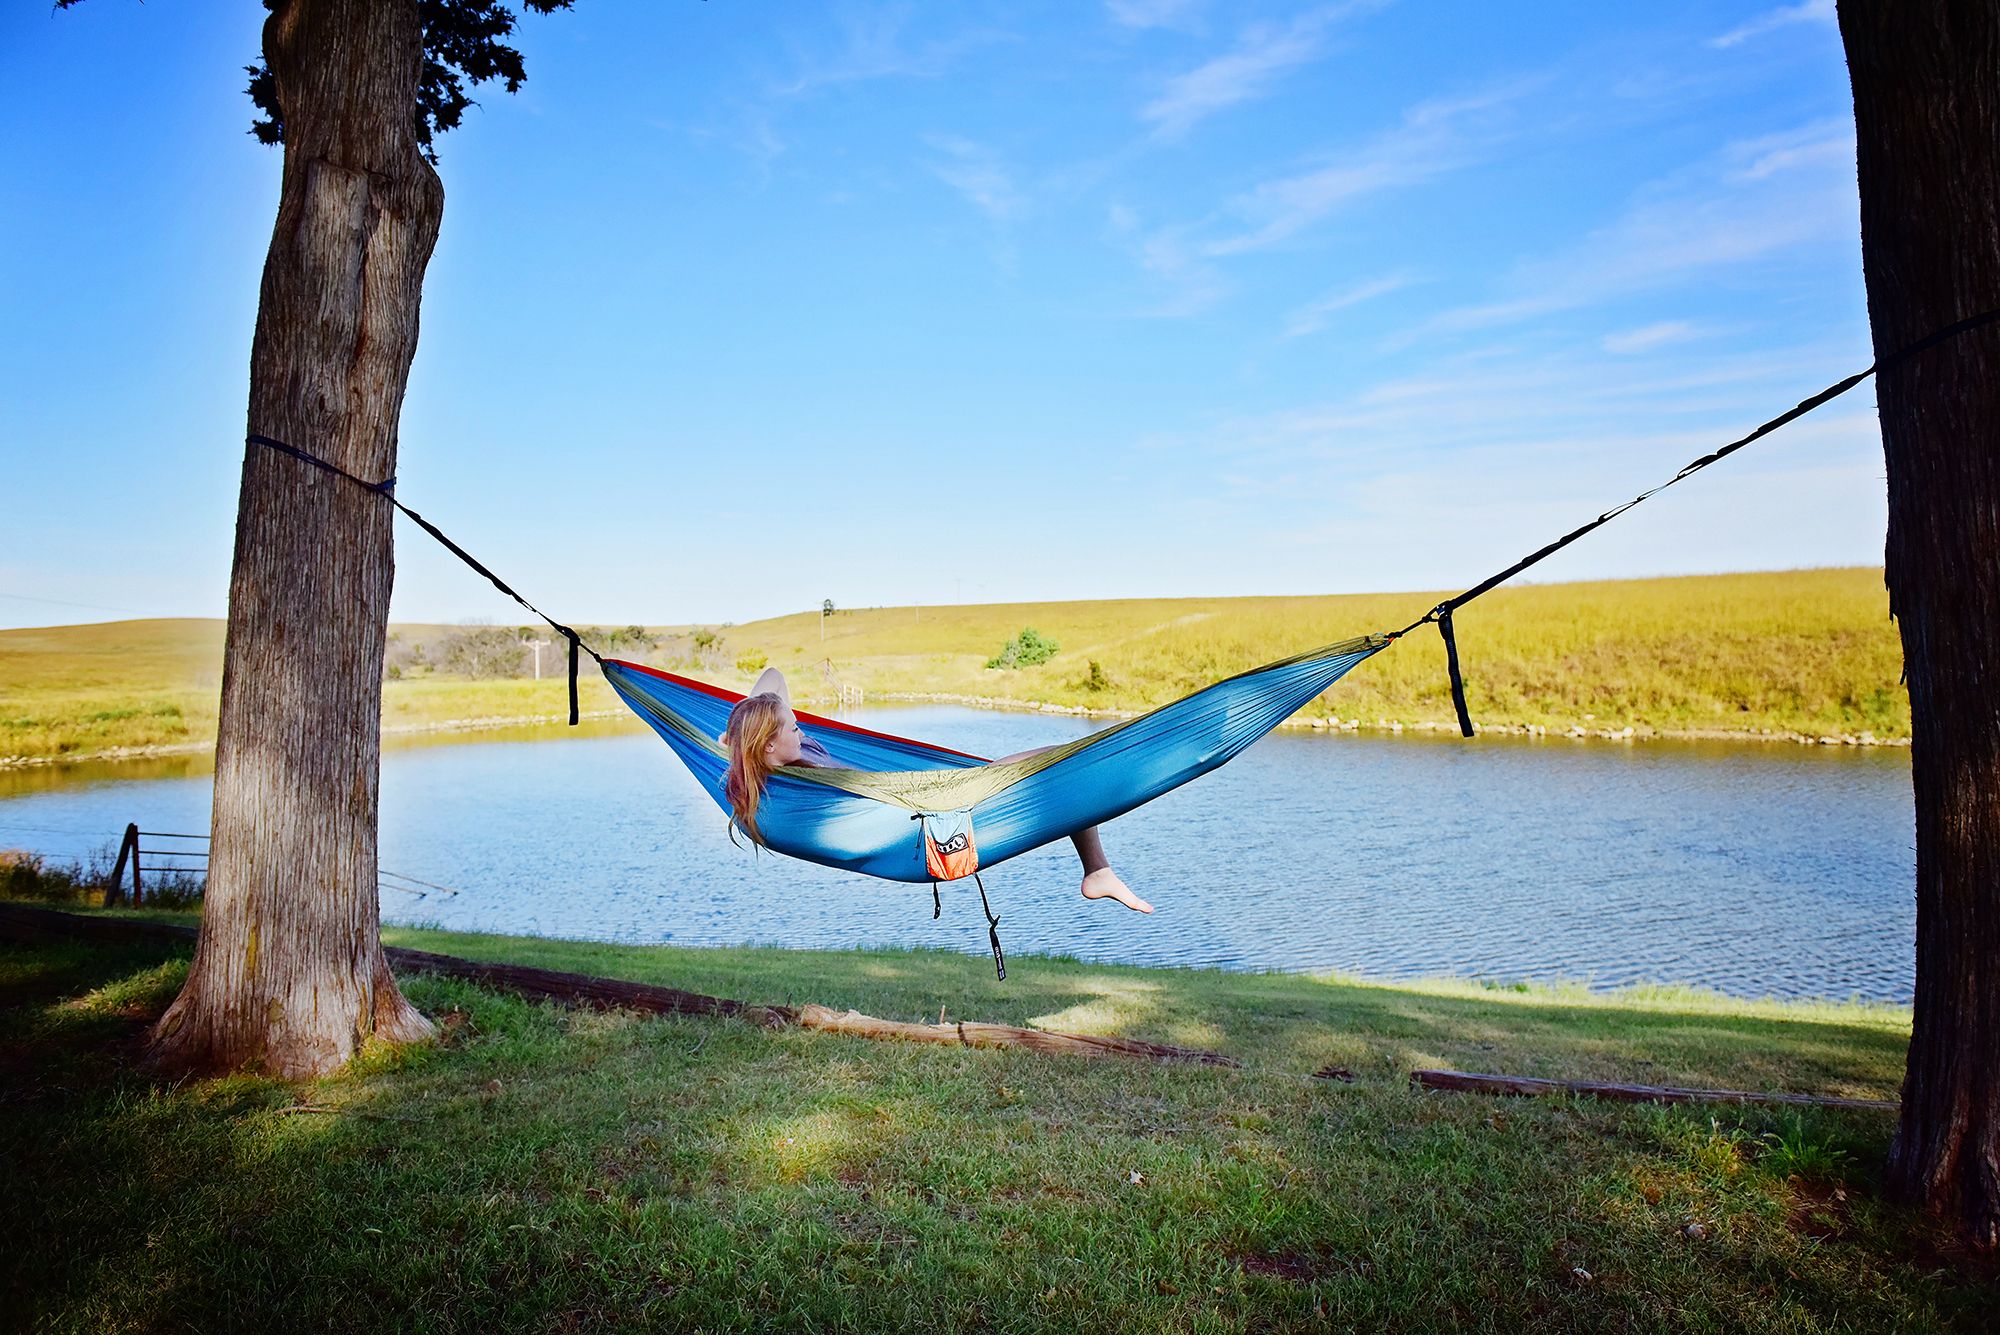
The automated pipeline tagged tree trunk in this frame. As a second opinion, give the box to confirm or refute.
[1839,0,2000,1251]
[150,0,442,1078]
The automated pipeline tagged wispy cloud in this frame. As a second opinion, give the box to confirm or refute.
[1107,204,1233,316]
[770,8,1008,99]
[1206,83,1531,255]
[1140,3,1387,138]
[1106,0,1205,32]
[924,135,1025,221]
[1147,334,1872,480]
[1602,320,1707,354]
[1421,120,1857,335]
[1726,119,1853,181]
[1124,330,1883,591]
[1282,272,1415,338]
[1104,80,1525,318]
[1708,0,1835,50]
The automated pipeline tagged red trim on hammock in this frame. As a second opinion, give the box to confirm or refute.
[603,659,989,763]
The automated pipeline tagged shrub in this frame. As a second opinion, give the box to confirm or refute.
[736,651,769,675]
[986,627,1060,670]
[434,626,531,679]
[1,849,99,904]
[2,848,204,909]
[1082,660,1110,692]
[145,874,206,911]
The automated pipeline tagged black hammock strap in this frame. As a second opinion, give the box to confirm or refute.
[973,872,1006,982]
[245,433,602,725]
[928,875,1007,981]
[1393,304,2000,736]
[250,303,2000,744]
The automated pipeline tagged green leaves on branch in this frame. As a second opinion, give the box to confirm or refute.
[243,0,576,165]
[986,627,1060,670]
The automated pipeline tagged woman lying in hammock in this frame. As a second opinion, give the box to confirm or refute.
[722,667,1153,913]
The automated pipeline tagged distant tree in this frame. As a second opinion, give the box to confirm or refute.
[1839,0,2000,1251]
[56,0,574,1077]
[438,626,531,678]
[987,628,1060,670]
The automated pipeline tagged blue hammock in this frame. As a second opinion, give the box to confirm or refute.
[603,633,1386,886]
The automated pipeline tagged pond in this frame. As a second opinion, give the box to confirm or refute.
[0,707,1915,1002]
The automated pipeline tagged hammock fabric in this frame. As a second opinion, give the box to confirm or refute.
[603,633,1387,885]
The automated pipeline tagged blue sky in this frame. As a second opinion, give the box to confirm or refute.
[1,1,1875,629]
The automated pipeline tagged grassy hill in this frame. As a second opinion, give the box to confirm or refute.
[719,567,1905,741]
[0,568,1906,764]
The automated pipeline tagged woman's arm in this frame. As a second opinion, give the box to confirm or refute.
[750,666,792,708]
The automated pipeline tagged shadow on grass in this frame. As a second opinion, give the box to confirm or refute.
[1,931,1991,1332]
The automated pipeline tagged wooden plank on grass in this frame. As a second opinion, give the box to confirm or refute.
[1412,1068,1897,1111]
[793,1004,1240,1065]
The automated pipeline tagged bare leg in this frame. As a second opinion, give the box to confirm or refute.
[1072,825,1153,914]
[993,747,1153,913]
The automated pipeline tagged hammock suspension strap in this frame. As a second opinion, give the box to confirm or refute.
[245,433,602,725]
[973,873,1006,982]
[1392,304,2000,737]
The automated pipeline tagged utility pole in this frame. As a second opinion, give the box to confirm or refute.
[525,636,551,680]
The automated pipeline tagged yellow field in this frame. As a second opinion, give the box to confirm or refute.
[0,567,1905,764]
[733,567,1906,740]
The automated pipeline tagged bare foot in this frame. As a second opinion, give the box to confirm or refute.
[1081,868,1153,914]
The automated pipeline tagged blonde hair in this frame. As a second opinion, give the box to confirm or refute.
[722,693,789,846]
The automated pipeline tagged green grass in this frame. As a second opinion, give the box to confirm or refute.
[1,568,1906,764]
[2,908,1989,1331]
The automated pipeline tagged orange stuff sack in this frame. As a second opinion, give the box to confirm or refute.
[920,810,980,881]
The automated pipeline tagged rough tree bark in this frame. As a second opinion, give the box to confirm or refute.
[151,0,443,1077]
[1839,0,2000,1250]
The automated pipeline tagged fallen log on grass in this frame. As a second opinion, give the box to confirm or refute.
[1412,1068,1897,1111]
[0,906,786,1026]
[0,903,198,949]
[0,904,1235,1067]
[792,1003,1240,1065]
[383,944,785,1026]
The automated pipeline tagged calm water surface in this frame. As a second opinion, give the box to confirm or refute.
[0,708,1915,1002]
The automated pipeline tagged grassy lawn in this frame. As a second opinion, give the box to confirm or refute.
[1,568,1906,765]
[3,907,1988,1331]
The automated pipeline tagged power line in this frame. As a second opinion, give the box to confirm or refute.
[0,591,153,616]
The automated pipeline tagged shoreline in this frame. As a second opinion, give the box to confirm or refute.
[0,697,1910,771]
[0,707,632,770]
[865,690,1913,749]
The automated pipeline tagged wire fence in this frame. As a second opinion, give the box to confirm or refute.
[35,823,466,909]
